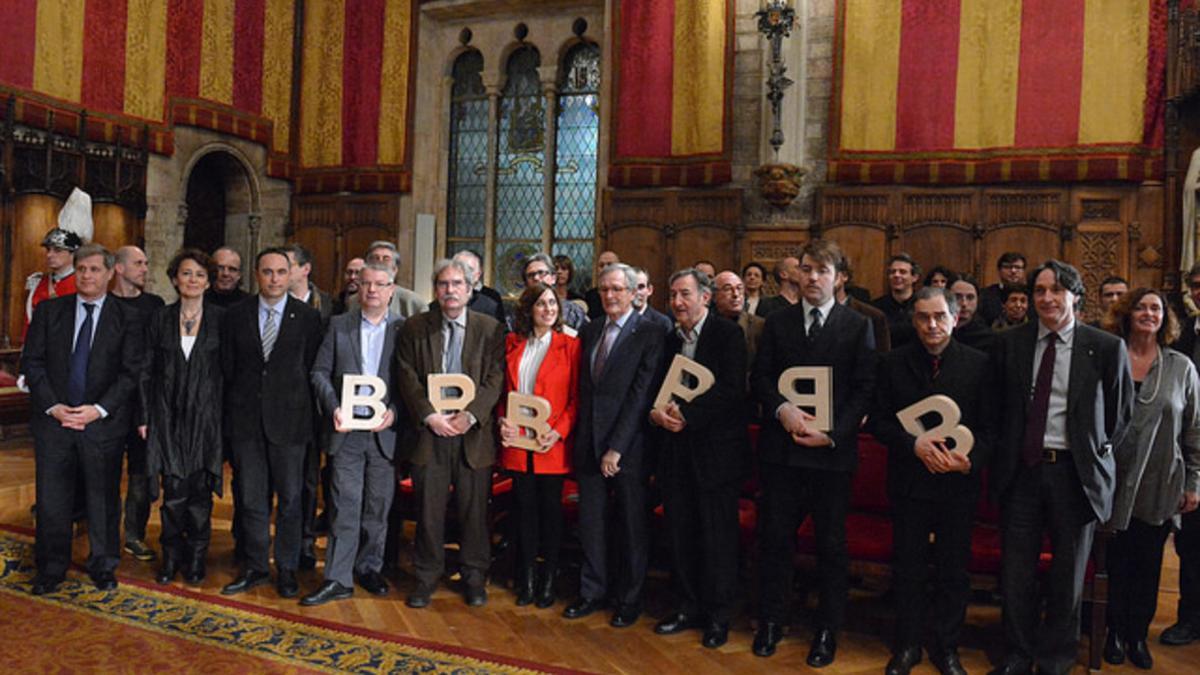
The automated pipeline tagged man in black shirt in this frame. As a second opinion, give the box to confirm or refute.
[978,252,1027,326]
[110,245,165,562]
[872,253,920,348]
[206,246,249,307]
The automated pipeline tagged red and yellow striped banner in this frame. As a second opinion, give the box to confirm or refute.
[609,0,733,188]
[830,0,1166,184]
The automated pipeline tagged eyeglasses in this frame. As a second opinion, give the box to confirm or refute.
[360,281,392,290]
[525,268,553,280]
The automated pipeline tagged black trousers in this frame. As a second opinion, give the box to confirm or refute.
[1108,518,1171,641]
[122,428,152,543]
[159,470,214,565]
[510,471,565,572]
[1000,460,1096,675]
[1176,509,1200,623]
[300,436,324,551]
[891,495,974,651]
[661,463,740,623]
[232,436,306,573]
[34,429,124,578]
[411,437,491,588]
[757,463,852,631]
[577,460,649,606]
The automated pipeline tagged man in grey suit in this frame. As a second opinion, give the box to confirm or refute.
[989,260,1133,675]
[302,263,405,606]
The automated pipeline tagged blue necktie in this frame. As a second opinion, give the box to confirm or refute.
[67,303,95,406]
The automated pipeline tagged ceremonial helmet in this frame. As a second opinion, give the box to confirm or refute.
[41,188,93,251]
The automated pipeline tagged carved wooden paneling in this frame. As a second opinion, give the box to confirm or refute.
[291,193,402,293]
[900,191,975,227]
[818,191,891,229]
[983,191,1065,228]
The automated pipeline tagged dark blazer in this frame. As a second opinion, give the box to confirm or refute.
[303,283,334,330]
[1173,315,1200,363]
[991,320,1134,521]
[222,295,323,446]
[848,296,892,352]
[394,306,505,470]
[640,306,674,333]
[310,309,405,459]
[869,340,993,502]
[575,309,666,470]
[658,313,749,488]
[21,294,142,442]
[751,302,877,472]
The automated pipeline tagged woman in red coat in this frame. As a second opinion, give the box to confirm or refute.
[499,282,581,608]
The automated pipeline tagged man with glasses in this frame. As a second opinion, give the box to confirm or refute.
[979,252,1028,326]
[521,253,588,331]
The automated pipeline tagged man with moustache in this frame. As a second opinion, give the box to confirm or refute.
[989,260,1132,675]
[395,258,505,608]
[303,263,404,606]
[751,239,876,665]
[21,243,142,594]
[206,246,249,308]
[221,248,323,599]
[110,245,165,562]
[650,268,748,648]
[871,287,993,675]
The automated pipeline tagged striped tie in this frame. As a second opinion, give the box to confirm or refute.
[262,308,278,360]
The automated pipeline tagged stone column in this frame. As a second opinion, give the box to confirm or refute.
[481,72,503,285]
[538,65,559,253]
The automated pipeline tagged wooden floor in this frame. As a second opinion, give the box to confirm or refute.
[2,437,1198,674]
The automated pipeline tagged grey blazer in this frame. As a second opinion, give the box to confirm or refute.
[310,309,405,458]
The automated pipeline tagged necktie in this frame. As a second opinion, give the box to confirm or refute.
[67,303,95,406]
[930,355,941,382]
[593,321,618,378]
[261,307,278,360]
[445,320,463,374]
[808,307,823,339]
[1021,332,1058,467]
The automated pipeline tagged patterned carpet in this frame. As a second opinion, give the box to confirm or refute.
[0,529,566,674]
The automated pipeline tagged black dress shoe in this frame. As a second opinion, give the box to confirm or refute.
[465,584,488,607]
[30,575,63,596]
[1126,639,1153,670]
[156,561,179,585]
[300,580,353,606]
[806,628,837,668]
[701,621,729,649]
[406,582,436,608]
[886,645,922,675]
[513,567,535,606]
[987,656,1032,675]
[752,621,784,657]
[654,611,702,635]
[563,597,604,619]
[91,571,118,591]
[534,567,556,608]
[1104,630,1126,665]
[355,571,389,596]
[276,569,300,598]
[610,604,641,628]
[184,557,206,585]
[930,649,967,675]
[1161,617,1200,645]
[221,569,271,595]
[123,539,157,562]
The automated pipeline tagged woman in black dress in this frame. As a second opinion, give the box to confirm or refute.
[139,248,226,585]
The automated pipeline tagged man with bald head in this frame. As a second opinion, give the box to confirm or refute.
[755,256,801,317]
[585,250,620,319]
[713,270,764,371]
[206,246,249,308]
[111,245,165,562]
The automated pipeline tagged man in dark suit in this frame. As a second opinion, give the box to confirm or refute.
[303,263,405,606]
[220,247,323,599]
[713,270,764,372]
[633,267,674,332]
[989,260,1133,675]
[563,262,666,627]
[453,250,506,325]
[871,287,993,675]
[751,239,876,665]
[584,250,620,319]
[395,258,505,608]
[1163,262,1200,646]
[284,243,334,569]
[206,246,249,308]
[650,269,748,649]
[21,243,141,594]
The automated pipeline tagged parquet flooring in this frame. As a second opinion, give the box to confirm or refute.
[2,438,1199,673]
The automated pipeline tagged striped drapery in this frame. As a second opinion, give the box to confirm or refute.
[609,0,734,188]
[829,0,1166,184]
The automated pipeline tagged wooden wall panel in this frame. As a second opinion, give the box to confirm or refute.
[6,195,59,346]
[823,225,887,294]
[979,225,1063,285]
[291,193,402,294]
[91,203,137,251]
[294,226,338,293]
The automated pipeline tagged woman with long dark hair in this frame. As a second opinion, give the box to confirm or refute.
[498,282,580,607]
[140,248,226,586]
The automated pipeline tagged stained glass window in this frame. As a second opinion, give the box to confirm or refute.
[493,46,545,297]
[446,50,488,257]
[554,42,600,297]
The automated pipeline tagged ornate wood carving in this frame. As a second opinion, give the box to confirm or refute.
[1080,199,1121,221]
[819,193,890,229]
[900,193,973,230]
[984,192,1062,230]
[1078,231,1122,293]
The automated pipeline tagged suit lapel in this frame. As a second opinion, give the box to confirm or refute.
[348,310,365,373]
[1015,321,1038,399]
[427,307,446,374]
[85,299,119,381]
[1067,324,1095,416]
[379,318,401,380]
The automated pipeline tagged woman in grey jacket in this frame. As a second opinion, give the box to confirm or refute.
[1104,288,1200,669]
